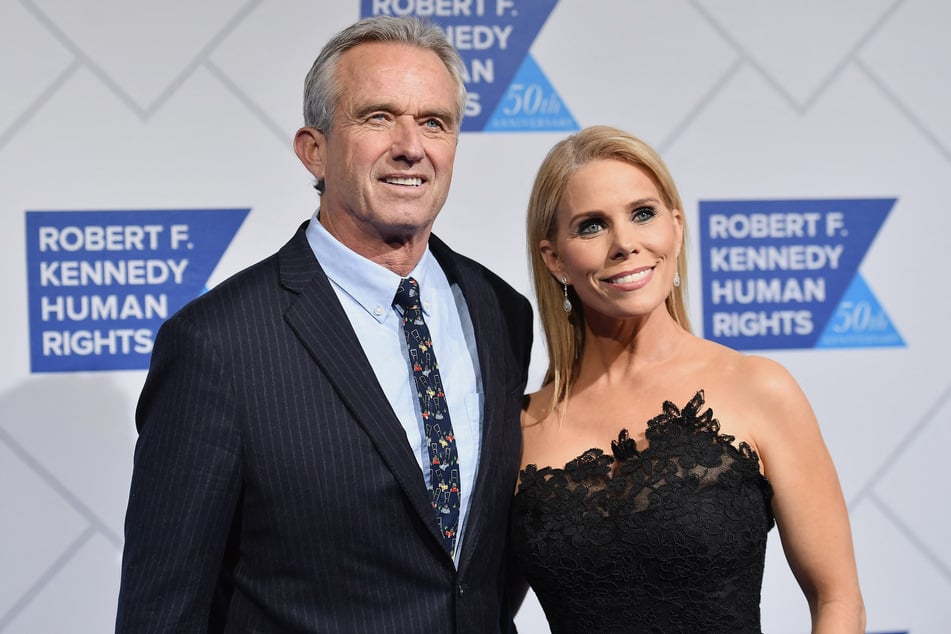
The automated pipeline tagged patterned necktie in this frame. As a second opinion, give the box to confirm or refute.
[393,277,461,558]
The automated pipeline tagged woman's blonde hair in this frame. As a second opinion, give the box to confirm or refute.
[526,125,691,412]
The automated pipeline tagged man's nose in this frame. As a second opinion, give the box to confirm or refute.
[391,117,425,163]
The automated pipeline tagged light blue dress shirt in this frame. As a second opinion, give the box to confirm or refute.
[305,212,483,562]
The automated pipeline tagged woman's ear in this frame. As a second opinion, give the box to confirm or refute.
[539,239,567,283]
[672,208,684,258]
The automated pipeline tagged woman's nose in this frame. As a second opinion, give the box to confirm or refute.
[611,227,640,259]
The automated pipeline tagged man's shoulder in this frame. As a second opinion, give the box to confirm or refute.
[169,227,316,324]
[429,234,528,306]
[162,251,279,327]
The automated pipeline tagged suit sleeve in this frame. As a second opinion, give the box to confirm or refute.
[116,313,243,633]
[516,295,534,386]
[502,291,534,631]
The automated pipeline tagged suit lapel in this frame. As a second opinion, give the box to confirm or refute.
[278,226,444,547]
[430,237,510,570]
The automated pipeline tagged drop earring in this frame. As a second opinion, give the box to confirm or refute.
[673,270,681,287]
[561,276,572,313]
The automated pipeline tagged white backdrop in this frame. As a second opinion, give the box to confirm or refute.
[2,1,949,632]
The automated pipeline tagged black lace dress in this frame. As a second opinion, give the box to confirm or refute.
[511,391,775,633]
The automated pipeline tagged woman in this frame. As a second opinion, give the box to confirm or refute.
[511,126,864,632]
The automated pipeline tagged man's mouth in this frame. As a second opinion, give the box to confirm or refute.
[385,176,423,187]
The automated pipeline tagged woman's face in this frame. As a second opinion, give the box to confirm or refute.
[541,158,682,322]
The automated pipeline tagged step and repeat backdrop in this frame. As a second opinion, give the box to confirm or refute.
[2,1,949,632]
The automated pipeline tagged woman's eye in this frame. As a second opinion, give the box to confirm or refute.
[633,207,656,222]
[577,219,604,235]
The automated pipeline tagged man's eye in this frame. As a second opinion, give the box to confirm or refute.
[364,112,393,124]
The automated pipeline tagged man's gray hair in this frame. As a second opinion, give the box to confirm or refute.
[302,16,467,133]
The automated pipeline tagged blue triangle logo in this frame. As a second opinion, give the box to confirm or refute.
[484,54,578,132]
[817,273,904,348]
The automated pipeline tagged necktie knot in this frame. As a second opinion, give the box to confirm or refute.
[394,277,423,314]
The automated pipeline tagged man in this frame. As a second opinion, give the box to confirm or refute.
[116,16,532,633]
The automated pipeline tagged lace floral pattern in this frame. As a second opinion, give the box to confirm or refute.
[511,391,774,633]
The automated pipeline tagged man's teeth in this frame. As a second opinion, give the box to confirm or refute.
[611,270,650,284]
[386,177,422,186]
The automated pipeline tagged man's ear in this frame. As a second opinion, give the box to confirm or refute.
[293,126,326,181]
[539,239,567,284]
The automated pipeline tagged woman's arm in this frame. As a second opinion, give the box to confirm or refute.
[744,355,865,633]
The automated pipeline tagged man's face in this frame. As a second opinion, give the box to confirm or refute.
[314,41,460,250]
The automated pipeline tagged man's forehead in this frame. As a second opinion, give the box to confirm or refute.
[335,43,458,117]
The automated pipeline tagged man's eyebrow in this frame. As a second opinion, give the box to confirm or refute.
[353,102,458,127]
[353,102,396,119]
[421,108,458,126]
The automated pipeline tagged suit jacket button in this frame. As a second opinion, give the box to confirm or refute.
[456,583,466,598]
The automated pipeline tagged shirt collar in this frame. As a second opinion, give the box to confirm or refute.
[304,211,437,322]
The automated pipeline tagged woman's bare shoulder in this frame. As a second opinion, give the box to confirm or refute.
[522,382,556,429]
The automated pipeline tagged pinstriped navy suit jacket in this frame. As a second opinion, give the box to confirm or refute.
[116,223,533,633]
